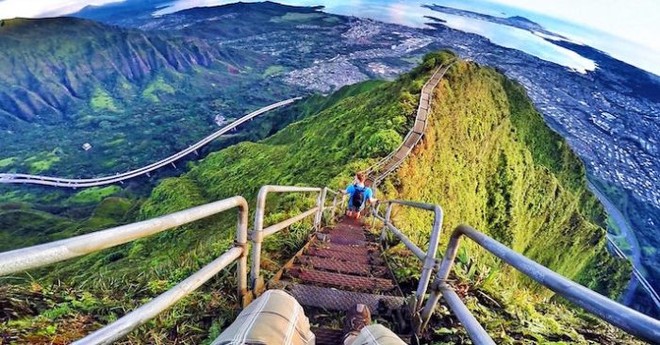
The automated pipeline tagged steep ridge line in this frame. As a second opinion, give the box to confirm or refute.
[366,62,453,186]
[0,98,301,188]
[362,61,660,313]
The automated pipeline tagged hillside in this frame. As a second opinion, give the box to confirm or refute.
[0,15,297,180]
[0,53,636,344]
[0,17,262,124]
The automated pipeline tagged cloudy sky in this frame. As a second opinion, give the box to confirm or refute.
[0,0,123,18]
[0,0,659,76]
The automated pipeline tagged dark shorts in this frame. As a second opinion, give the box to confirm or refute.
[348,199,364,212]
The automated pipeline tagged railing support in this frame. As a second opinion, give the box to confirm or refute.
[420,225,660,344]
[235,199,250,307]
[315,188,328,230]
[373,200,443,318]
[250,185,324,296]
[0,196,250,344]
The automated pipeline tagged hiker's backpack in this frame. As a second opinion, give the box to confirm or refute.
[352,185,366,208]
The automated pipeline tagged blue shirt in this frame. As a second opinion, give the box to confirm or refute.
[346,184,373,201]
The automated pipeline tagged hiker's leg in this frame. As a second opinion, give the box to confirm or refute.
[347,201,356,218]
[212,289,315,345]
[344,324,407,345]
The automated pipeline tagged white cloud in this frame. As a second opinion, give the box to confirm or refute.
[477,0,660,75]
[0,0,125,19]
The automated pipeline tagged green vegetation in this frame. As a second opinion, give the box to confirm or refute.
[384,61,628,294]
[25,150,61,174]
[0,156,16,168]
[68,186,122,205]
[262,65,286,78]
[90,87,119,112]
[270,12,326,23]
[0,53,635,344]
[142,76,176,103]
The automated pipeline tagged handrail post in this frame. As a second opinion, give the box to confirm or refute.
[250,185,323,297]
[235,198,250,307]
[251,186,269,296]
[421,230,462,329]
[415,205,443,311]
[331,194,338,221]
[381,202,394,242]
[315,188,327,230]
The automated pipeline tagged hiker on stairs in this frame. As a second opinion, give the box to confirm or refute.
[343,172,377,219]
[212,289,406,345]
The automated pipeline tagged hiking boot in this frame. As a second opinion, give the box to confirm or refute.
[343,304,372,338]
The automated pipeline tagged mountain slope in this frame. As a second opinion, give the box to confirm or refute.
[0,53,636,344]
[0,17,262,124]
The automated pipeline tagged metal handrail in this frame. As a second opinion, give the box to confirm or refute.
[372,200,443,315]
[0,196,250,344]
[420,224,660,344]
[250,185,341,295]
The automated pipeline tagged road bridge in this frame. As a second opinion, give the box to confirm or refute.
[0,98,301,188]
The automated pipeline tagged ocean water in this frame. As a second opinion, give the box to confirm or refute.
[155,0,597,73]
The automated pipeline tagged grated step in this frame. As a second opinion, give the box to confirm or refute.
[305,248,383,265]
[329,224,365,233]
[311,242,374,255]
[324,229,366,238]
[297,255,388,277]
[288,284,405,315]
[287,268,395,292]
[322,234,369,246]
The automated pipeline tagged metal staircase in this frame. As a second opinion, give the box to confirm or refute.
[1,62,659,344]
[1,185,659,344]
[270,216,407,344]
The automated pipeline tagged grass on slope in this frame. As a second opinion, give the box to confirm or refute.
[380,60,633,343]
[0,52,635,344]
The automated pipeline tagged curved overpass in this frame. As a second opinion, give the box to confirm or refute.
[0,97,301,188]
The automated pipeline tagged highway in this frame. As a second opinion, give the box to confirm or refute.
[0,97,301,188]
[587,180,660,311]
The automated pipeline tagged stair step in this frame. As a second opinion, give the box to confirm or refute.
[311,242,374,255]
[297,255,388,277]
[305,248,383,264]
[329,224,365,232]
[288,284,405,314]
[311,327,343,345]
[287,268,395,292]
[321,234,369,245]
[325,227,366,236]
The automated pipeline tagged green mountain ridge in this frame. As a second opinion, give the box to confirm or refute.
[0,53,637,344]
[0,17,263,125]
[0,15,305,180]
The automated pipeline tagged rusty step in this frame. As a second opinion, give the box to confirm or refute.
[311,242,375,255]
[330,224,365,232]
[287,284,405,315]
[324,227,366,235]
[320,234,369,246]
[287,268,395,292]
[297,255,388,277]
[305,248,383,265]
